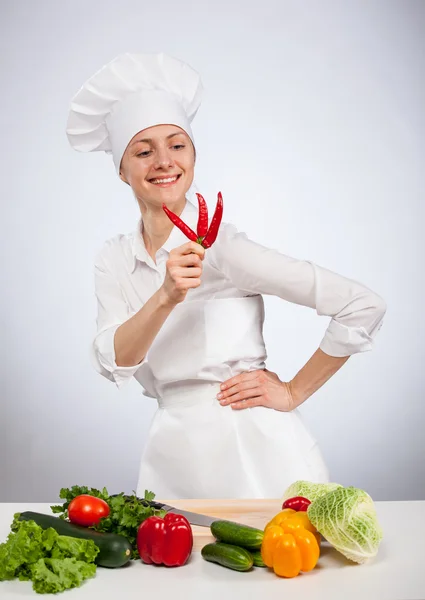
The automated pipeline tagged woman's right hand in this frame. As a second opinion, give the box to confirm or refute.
[159,241,205,307]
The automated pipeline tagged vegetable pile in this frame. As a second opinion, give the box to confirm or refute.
[0,479,384,593]
[51,485,166,559]
[281,481,383,565]
[200,508,321,577]
[0,484,168,594]
[200,480,383,578]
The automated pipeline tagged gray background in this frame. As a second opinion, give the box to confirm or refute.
[1,0,424,502]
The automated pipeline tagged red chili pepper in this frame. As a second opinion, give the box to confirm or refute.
[201,191,223,249]
[162,203,198,243]
[196,193,209,238]
[137,513,193,567]
[163,192,223,248]
[282,496,311,512]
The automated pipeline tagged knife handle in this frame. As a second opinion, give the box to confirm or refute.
[144,500,167,510]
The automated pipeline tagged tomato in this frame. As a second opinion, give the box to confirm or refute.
[68,494,110,527]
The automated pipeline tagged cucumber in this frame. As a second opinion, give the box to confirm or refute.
[251,549,267,567]
[18,511,132,568]
[210,520,264,550]
[201,542,254,571]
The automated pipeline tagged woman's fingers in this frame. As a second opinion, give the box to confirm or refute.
[218,381,264,405]
[177,241,205,259]
[163,242,205,304]
[231,396,264,410]
[216,370,270,410]
[178,254,203,268]
[176,267,203,278]
[217,369,294,412]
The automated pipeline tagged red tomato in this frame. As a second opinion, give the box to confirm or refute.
[68,495,110,527]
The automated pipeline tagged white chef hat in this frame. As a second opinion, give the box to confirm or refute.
[66,52,203,173]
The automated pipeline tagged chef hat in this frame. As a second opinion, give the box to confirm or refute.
[66,53,203,173]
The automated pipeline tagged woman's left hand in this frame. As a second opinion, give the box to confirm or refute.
[217,369,296,412]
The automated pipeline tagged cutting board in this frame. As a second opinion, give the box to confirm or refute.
[163,499,282,552]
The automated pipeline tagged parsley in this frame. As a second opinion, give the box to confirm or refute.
[51,486,166,560]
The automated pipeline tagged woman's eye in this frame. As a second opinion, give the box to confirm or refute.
[172,144,185,150]
[137,150,151,157]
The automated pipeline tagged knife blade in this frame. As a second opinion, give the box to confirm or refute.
[111,495,220,527]
[159,504,219,527]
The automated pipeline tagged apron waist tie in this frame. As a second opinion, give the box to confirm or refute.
[158,382,222,409]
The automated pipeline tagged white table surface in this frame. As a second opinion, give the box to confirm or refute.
[1,501,424,600]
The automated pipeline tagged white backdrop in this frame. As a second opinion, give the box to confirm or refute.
[1,0,424,502]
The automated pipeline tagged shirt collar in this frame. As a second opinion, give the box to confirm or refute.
[129,199,199,273]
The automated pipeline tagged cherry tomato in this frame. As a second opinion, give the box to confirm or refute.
[68,495,110,527]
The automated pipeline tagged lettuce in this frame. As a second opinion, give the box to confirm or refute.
[31,558,97,594]
[282,480,344,503]
[307,486,383,563]
[0,517,98,594]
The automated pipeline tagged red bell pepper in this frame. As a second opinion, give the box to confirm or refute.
[137,513,193,567]
[282,496,311,512]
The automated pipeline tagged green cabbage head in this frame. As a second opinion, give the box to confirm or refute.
[282,480,343,503]
[307,486,383,564]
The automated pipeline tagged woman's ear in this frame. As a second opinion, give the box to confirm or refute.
[119,169,129,185]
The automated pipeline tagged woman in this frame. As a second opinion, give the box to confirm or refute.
[67,53,386,499]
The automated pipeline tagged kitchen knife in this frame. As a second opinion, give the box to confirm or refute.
[157,504,219,527]
[112,495,220,527]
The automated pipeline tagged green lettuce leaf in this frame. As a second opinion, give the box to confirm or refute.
[0,520,45,580]
[0,518,98,594]
[41,527,58,552]
[307,486,383,564]
[30,558,96,594]
[282,480,344,503]
[50,535,99,562]
[16,564,32,581]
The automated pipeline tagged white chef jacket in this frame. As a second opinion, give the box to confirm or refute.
[92,199,386,398]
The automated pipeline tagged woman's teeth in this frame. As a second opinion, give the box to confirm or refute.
[150,175,179,185]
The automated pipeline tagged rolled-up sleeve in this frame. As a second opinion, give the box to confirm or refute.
[209,223,387,357]
[92,256,145,388]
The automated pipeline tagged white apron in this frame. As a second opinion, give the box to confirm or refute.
[135,295,330,499]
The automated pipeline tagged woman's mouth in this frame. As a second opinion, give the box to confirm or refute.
[149,174,181,187]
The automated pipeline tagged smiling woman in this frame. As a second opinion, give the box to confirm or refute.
[65,52,386,500]
[119,125,195,214]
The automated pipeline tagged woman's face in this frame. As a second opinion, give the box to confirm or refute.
[119,124,195,208]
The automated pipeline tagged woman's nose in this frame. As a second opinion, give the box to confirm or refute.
[154,149,174,170]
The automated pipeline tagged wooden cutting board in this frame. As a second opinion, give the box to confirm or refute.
[163,499,282,552]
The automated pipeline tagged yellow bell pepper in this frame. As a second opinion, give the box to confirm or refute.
[265,509,321,546]
[261,522,320,578]
[265,508,297,528]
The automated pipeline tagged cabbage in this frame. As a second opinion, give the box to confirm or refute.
[282,480,343,503]
[307,486,383,564]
